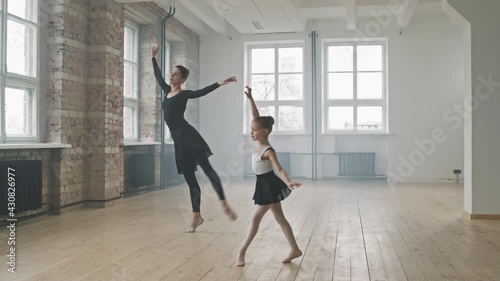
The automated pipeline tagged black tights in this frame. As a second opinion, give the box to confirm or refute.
[183,155,225,213]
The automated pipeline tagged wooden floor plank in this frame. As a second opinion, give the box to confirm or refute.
[1,180,500,281]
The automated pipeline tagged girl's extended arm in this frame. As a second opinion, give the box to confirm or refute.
[244,86,259,119]
[264,149,301,190]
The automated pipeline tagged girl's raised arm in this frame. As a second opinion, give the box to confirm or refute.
[245,86,259,119]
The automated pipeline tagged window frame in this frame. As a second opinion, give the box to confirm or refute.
[245,42,305,134]
[323,39,388,134]
[123,20,139,142]
[1,0,39,143]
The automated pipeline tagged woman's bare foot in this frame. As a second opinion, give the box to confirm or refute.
[224,206,237,221]
[187,215,204,233]
[236,250,245,266]
[282,249,302,263]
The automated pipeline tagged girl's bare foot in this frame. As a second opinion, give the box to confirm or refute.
[187,216,204,233]
[224,206,237,221]
[236,250,245,266]
[282,249,302,263]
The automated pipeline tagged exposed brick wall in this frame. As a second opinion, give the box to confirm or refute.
[87,0,125,201]
[1,0,201,215]
[44,0,90,207]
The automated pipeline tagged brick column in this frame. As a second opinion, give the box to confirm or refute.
[45,0,89,209]
[87,0,124,203]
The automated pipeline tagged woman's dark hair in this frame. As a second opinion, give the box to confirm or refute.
[253,116,275,133]
[175,65,190,79]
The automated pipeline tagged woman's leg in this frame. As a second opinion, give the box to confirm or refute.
[236,205,271,266]
[270,203,302,263]
[183,166,204,233]
[197,155,237,220]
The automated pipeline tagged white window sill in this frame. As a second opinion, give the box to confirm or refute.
[324,132,393,136]
[0,143,72,150]
[239,133,310,137]
[121,141,161,146]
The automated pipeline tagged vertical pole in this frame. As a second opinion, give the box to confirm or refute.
[159,6,175,188]
[311,21,318,181]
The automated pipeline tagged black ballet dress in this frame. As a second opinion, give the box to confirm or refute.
[153,57,219,174]
[252,146,291,205]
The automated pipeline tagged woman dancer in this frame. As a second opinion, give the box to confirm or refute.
[152,45,237,232]
[236,86,302,266]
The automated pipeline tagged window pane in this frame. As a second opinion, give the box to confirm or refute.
[7,20,36,77]
[8,0,37,22]
[123,106,134,138]
[278,47,302,73]
[328,73,353,99]
[252,74,275,100]
[164,123,172,142]
[328,107,353,130]
[124,62,137,98]
[357,106,383,130]
[124,26,136,62]
[257,106,275,120]
[328,46,353,71]
[358,73,382,99]
[5,87,33,136]
[279,106,303,130]
[357,45,382,71]
[251,48,274,73]
[278,74,302,100]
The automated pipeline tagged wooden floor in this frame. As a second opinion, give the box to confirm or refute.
[1,179,500,281]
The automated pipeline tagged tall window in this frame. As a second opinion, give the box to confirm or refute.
[324,41,387,133]
[123,21,139,141]
[246,44,304,133]
[1,0,38,143]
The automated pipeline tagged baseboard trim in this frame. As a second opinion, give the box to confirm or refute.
[464,211,500,220]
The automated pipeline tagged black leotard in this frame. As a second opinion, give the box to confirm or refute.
[152,57,220,174]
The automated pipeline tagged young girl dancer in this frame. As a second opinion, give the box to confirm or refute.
[236,86,302,266]
[152,45,237,232]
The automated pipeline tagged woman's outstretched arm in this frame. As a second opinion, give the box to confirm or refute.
[185,76,237,99]
[244,86,259,119]
[151,45,171,93]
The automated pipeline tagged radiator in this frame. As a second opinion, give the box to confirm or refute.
[125,154,155,188]
[161,148,183,187]
[335,152,375,177]
[276,152,291,173]
[0,160,42,215]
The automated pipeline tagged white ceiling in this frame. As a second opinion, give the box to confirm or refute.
[115,0,443,35]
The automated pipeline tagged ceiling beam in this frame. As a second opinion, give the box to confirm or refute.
[277,0,307,31]
[175,0,227,34]
[397,0,420,28]
[344,0,357,30]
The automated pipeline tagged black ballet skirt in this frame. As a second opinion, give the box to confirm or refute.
[169,123,213,174]
[253,171,291,205]
[153,58,218,174]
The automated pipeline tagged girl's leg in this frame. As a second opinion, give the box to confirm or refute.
[183,167,204,233]
[197,155,237,220]
[236,205,271,266]
[270,203,302,263]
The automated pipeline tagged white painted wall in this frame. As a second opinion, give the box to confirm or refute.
[197,12,464,182]
[447,0,500,215]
